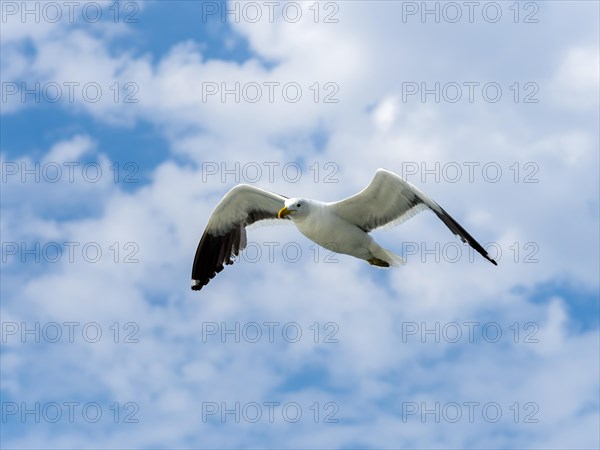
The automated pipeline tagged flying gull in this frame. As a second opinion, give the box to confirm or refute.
[191,168,497,291]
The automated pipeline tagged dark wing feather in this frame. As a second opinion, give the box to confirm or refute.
[430,205,497,265]
[191,185,289,291]
[330,169,497,265]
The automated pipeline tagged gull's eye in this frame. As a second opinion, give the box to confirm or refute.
[296,203,301,207]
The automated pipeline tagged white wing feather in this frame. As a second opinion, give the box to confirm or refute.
[206,185,288,235]
[329,169,436,232]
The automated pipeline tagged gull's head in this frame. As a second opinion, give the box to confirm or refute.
[278,198,308,220]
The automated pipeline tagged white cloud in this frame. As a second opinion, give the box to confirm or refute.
[43,134,95,162]
[550,46,600,111]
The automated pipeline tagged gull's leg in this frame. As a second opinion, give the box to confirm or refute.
[367,257,390,267]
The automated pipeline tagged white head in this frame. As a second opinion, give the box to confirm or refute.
[277,198,310,220]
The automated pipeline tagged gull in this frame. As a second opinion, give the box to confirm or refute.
[191,168,497,291]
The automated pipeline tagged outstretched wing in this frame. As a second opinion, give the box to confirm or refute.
[191,185,289,291]
[329,168,497,265]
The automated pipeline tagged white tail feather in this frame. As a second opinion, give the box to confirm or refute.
[370,243,406,267]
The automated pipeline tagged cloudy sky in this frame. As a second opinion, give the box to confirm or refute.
[1,1,599,448]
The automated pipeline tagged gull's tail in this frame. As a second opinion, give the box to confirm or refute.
[368,243,406,267]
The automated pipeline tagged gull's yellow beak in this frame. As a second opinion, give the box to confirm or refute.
[278,206,291,219]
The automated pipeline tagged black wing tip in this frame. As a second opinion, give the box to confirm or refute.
[191,280,204,291]
[434,206,499,267]
[480,251,498,266]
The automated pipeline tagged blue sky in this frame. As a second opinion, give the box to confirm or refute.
[1,1,599,448]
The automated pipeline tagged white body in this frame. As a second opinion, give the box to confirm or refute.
[290,200,403,265]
